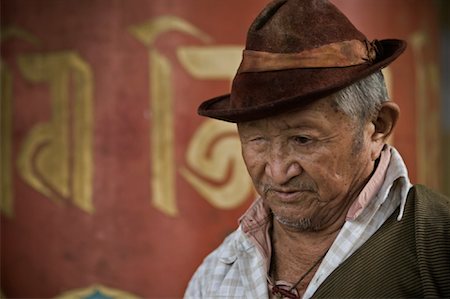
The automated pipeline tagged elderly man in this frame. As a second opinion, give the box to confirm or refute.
[185,0,450,298]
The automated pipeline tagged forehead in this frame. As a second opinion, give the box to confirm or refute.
[238,96,349,132]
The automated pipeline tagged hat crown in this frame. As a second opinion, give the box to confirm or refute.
[197,0,406,122]
[246,0,366,53]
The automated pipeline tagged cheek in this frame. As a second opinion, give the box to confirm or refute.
[242,159,267,196]
[307,150,359,193]
[323,146,372,191]
[242,150,264,179]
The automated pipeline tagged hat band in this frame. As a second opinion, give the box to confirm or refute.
[238,39,378,73]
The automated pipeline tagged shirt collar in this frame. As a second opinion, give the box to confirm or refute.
[346,145,391,221]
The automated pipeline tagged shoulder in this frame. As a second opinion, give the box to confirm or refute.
[184,227,256,298]
[408,185,450,296]
[407,184,450,239]
[408,184,450,219]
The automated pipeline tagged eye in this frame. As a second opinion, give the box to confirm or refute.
[292,136,312,145]
[250,136,267,145]
[242,136,267,152]
[241,136,266,145]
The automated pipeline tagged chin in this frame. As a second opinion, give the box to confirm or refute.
[274,214,321,231]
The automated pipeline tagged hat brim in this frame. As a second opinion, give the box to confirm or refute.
[198,39,406,123]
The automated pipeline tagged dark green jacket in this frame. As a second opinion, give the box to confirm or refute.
[314,185,450,298]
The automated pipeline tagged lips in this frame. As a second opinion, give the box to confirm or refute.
[270,189,305,203]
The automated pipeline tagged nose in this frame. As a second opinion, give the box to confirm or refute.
[265,147,302,185]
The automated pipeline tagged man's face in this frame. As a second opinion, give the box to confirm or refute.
[237,97,377,231]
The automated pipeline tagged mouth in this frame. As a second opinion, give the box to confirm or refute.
[270,189,305,203]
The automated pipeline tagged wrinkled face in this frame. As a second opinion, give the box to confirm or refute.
[238,97,376,231]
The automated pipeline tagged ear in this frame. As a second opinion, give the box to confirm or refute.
[370,101,400,159]
[372,101,400,140]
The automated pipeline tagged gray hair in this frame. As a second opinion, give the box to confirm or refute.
[332,71,389,124]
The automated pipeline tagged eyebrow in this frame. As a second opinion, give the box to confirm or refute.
[238,110,329,130]
[239,121,322,134]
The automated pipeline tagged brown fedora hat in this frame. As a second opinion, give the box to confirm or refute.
[198,0,406,123]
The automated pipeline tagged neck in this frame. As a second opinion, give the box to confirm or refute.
[270,220,337,295]
[272,216,340,256]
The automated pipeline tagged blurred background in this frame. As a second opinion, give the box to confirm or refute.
[1,0,449,298]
